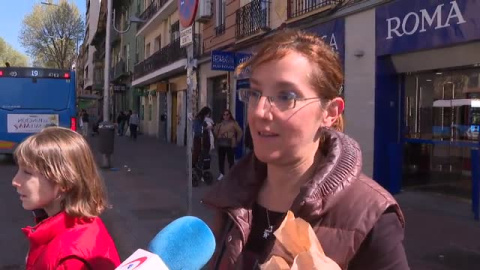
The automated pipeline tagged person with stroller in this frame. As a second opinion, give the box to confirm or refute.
[192,107,214,186]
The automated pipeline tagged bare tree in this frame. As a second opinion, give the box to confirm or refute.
[19,0,84,69]
[0,37,29,67]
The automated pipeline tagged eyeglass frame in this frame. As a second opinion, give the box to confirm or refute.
[238,88,324,111]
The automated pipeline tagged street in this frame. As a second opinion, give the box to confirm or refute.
[1,135,480,269]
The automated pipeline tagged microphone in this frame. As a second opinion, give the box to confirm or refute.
[115,216,216,270]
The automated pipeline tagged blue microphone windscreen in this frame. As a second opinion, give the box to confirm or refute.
[147,216,216,270]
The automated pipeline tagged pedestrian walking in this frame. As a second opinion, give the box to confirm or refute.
[129,111,140,140]
[214,109,243,180]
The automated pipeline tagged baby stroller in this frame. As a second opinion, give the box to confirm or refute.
[192,122,213,187]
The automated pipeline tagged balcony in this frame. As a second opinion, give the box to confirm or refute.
[93,72,104,90]
[287,0,342,20]
[236,0,270,40]
[133,35,200,80]
[137,0,176,35]
[111,60,128,81]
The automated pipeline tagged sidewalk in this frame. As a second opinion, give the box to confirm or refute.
[89,135,215,261]
[90,134,480,269]
[397,191,480,269]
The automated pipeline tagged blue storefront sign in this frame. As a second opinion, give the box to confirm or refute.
[376,0,480,56]
[234,52,253,80]
[211,50,236,71]
[306,18,345,65]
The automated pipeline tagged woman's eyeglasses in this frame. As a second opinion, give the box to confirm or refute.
[238,88,322,111]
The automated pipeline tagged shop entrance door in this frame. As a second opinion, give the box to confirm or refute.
[402,68,480,199]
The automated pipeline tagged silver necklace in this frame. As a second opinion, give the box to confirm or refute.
[263,208,274,239]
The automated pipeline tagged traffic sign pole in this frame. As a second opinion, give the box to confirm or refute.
[179,0,199,215]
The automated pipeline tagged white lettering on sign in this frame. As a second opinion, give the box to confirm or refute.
[321,33,338,51]
[7,114,59,133]
[386,1,466,40]
[213,55,233,64]
[180,26,193,47]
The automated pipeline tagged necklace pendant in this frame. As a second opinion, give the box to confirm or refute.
[263,225,274,239]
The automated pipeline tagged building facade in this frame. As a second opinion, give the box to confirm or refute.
[132,0,200,145]
[199,0,480,205]
[79,0,102,120]
[81,0,480,204]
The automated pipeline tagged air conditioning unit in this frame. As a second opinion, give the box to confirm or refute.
[196,0,212,23]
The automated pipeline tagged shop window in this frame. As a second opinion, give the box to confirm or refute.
[404,67,480,141]
[403,67,480,199]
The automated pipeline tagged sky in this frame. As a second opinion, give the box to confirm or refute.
[0,0,87,58]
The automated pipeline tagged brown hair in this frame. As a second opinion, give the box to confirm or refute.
[222,109,235,121]
[14,127,108,217]
[237,30,344,131]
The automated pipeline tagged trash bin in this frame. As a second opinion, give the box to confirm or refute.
[98,121,115,155]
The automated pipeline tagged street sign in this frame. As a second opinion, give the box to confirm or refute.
[179,0,199,28]
[180,26,193,48]
[211,50,235,71]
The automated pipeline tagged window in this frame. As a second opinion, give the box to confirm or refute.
[85,67,89,82]
[170,21,180,41]
[154,35,161,52]
[136,0,141,15]
[149,104,152,121]
[126,44,130,71]
[135,37,140,63]
[215,0,226,35]
[145,43,151,58]
[124,9,130,29]
[144,0,152,11]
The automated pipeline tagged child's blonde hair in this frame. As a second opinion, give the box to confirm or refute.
[14,127,108,217]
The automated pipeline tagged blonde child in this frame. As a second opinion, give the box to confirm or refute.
[12,127,120,269]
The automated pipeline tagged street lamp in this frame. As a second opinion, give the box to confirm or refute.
[112,9,146,34]
[40,1,59,6]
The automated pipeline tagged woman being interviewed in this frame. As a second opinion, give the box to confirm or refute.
[202,30,408,269]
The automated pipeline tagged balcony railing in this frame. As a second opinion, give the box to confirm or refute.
[133,35,200,80]
[287,0,342,20]
[93,72,104,89]
[138,0,169,29]
[215,24,225,36]
[111,60,128,81]
[236,0,270,40]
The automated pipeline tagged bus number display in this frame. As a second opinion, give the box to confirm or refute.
[0,68,68,79]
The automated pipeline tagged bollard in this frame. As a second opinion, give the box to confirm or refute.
[471,148,480,221]
[98,121,115,168]
[388,143,402,195]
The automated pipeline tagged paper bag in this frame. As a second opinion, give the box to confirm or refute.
[259,211,340,270]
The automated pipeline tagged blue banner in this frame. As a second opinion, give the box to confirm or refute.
[306,18,345,65]
[211,50,235,71]
[376,0,480,56]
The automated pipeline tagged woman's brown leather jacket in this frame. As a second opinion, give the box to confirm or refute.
[202,130,406,269]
